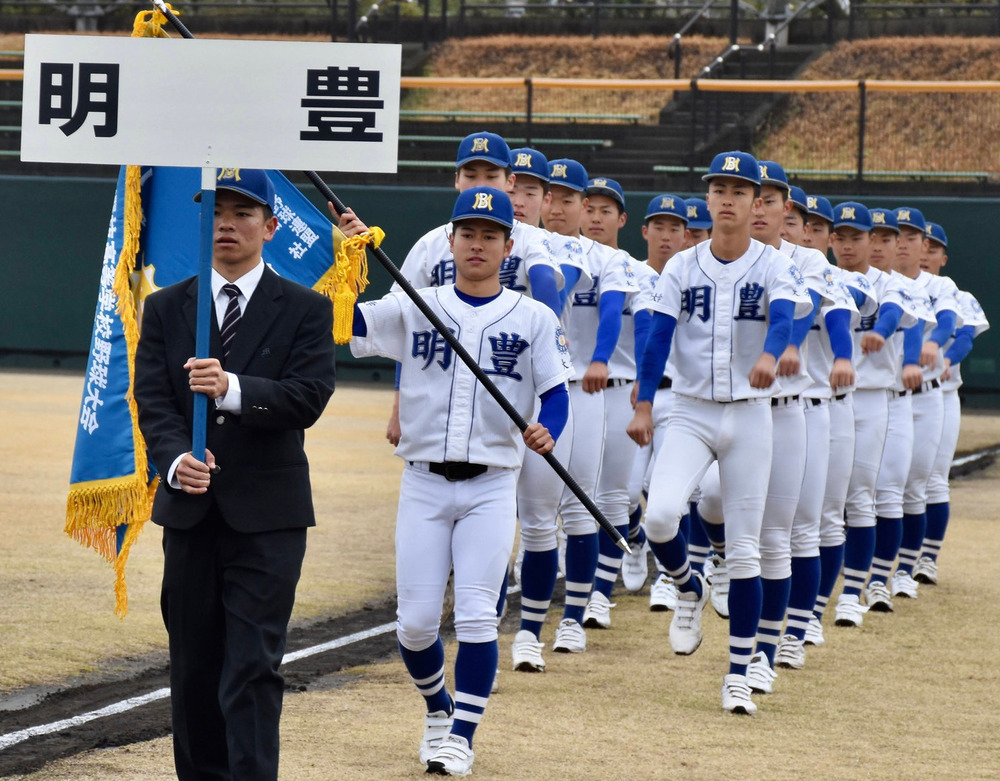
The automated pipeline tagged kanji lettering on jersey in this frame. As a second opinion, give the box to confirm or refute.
[734,282,766,321]
[412,329,454,370]
[681,285,712,322]
[430,260,457,287]
[484,332,530,380]
[498,257,526,291]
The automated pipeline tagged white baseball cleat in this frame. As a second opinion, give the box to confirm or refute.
[582,591,615,629]
[420,710,454,765]
[706,555,730,618]
[621,540,649,593]
[747,651,777,694]
[834,593,869,627]
[913,556,938,585]
[890,570,919,599]
[721,674,757,715]
[865,580,894,613]
[804,615,825,646]
[511,629,546,672]
[425,734,474,776]
[552,618,587,653]
[669,572,709,655]
[775,635,806,670]
[649,574,678,612]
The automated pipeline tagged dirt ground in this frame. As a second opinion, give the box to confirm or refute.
[2,370,999,780]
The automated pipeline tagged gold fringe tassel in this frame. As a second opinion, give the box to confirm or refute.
[315,224,384,344]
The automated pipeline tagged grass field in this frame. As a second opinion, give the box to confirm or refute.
[2,370,999,779]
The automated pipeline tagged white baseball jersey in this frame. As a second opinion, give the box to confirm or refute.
[395,220,563,295]
[563,237,641,381]
[854,267,928,391]
[351,286,574,467]
[940,287,990,391]
[650,238,813,402]
[912,270,962,381]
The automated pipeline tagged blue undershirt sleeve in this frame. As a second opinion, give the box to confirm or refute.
[633,309,653,368]
[352,303,368,337]
[848,285,867,309]
[528,264,562,318]
[903,321,924,366]
[537,384,569,442]
[873,302,903,339]
[592,290,626,364]
[927,309,957,347]
[791,290,823,348]
[394,362,401,391]
[944,325,976,365]
[637,312,677,404]
[824,308,853,361]
[558,264,583,311]
[763,298,795,359]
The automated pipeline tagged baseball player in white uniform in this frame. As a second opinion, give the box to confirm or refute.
[684,197,713,247]
[915,222,990,585]
[351,187,573,776]
[627,151,812,715]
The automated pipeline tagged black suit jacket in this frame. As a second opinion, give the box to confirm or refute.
[135,265,336,533]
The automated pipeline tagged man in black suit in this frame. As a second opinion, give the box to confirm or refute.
[135,168,336,780]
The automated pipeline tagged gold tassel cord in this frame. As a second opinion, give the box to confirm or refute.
[316,225,384,344]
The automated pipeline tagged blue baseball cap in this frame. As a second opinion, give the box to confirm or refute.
[870,208,899,233]
[548,158,588,192]
[833,201,873,232]
[895,207,927,233]
[757,160,790,192]
[806,195,834,225]
[685,198,712,230]
[645,194,688,223]
[455,131,511,169]
[702,150,761,186]
[451,186,514,230]
[509,147,549,183]
[195,168,276,211]
[788,186,808,214]
[587,177,626,210]
[926,222,948,247]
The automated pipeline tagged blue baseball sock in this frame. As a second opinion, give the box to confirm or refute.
[703,518,727,558]
[518,548,558,639]
[495,566,509,619]
[728,576,762,676]
[897,513,927,574]
[755,576,791,666]
[814,543,844,620]
[627,504,646,547]
[399,636,452,715]
[593,523,629,599]
[687,502,712,575]
[451,640,498,747]
[562,532,598,624]
[922,502,949,562]
[647,533,700,596]
[786,555,821,641]
[679,513,691,543]
[842,526,876,598]
[869,516,903,585]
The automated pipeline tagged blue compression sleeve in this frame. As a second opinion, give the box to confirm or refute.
[763,298,796,359]
[825,308,853,361]
[873,302,903,339]
[791,290,823,348]
[558,264,583,311]
[903,321,924,365]
[944,325,976,365]
[927,309,957,347]
[394,362,401,391]
[537,384,569,442]
[353,303,368,337]
[528,264,562,318]
[592,290,626,364]
[848,285,867,309]
[637,312,677,403]
[633,309,653,368]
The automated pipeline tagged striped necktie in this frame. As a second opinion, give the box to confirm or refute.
[220,283,242,363]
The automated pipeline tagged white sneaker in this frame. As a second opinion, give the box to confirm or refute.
[425,734,474,776]
[512,629,546,672]
[420,709,454,764]
[747,652,777,694]
[556,526,567,579]
[552,618,587,653]
[622,540,649,593]
[834,593,869,627]
[706,555,730,618]
[582,591,615,629]
[890,569,919,599]
[775,635,806,670]
[865,580,894,613]
[669,572,709,655]
[649,574,678,612]
[913,556,938,585]
[703,554,716,584]
[804,615,825,646]
[721,674,757,715]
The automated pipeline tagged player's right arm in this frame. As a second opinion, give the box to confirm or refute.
[628,311,677,446]
[901,320,924,390]
[753,299,796,389]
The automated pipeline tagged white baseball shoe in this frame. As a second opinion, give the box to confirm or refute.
[865,580,894,613]
[834,593,869,627]
[890,569,920,599]
[552,618,587,653]
[420,710,454,765]
[512,629,546,672]
[775,635,806,670]
[721,674,757,715]
[649,574,678,612]
[669,572,709,655]
[425,734,474,776]
[706,555,730,618]
[582,591,615,629]
[621,540,649,593]
[747,651,777,694]
[804,615,825,646]
[913,556,938,585]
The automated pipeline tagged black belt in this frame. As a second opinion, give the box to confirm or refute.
[911,378,941,395]
[426,462,489,481]
[807,393,848,407]
[568,378,634,388]
[771,394,800,407]
[658,377,673,390]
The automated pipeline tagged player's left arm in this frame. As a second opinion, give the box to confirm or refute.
[921,307,958,368]
[753,298,795,388]
[525,383,569,454]
[902,320,924,389]
[778,289,822,376]
[825,307,855,390]
[584,289,627,393]
[527,264,562,318]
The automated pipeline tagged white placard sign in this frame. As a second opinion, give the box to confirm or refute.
[20,35,401,172]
